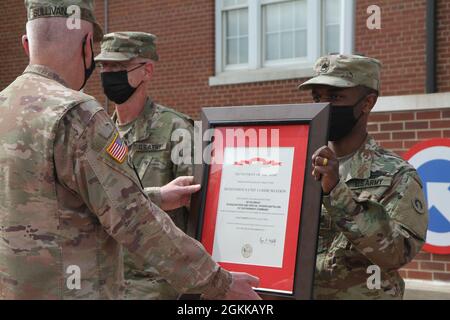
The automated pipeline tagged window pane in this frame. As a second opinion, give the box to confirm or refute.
[266,4,279,33]
[280,2,294,31]
[295,30,307,57]
[324,0,341,54]
[225,8,248,66]
[266,33,280,61]
[239,37,249,63]
[295,0,307,29]
[227,39,238,65]
[325,25,340,54]
[226,10,238,37]
[325,0,341,25]
[280,32,294,59]
[264,0,307,62]
[239,8,248,35]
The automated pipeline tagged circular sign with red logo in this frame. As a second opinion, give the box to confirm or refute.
[404,139,450,255]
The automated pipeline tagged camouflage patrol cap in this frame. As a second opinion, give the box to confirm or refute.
[24,0,103,42]
[299,54,382,91]
[94,32,159,63]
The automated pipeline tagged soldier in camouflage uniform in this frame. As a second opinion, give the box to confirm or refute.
[94,32,195,300]
[299,54,428,299]
[0,0,260,300]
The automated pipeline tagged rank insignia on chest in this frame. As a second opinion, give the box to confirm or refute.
[106,133,129,164]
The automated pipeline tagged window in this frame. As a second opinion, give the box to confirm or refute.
[212,0,355,86]
[323,0,341,55]
[264,0,308,63]
[223,1,249,67]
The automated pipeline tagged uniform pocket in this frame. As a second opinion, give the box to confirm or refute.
[134,149,173,187]
[149,157,170,170]
[137,156,152,180]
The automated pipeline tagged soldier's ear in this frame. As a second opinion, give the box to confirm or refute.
[22,35,30,57]
[143,61,154,81]
[83,32,95,64]
[362,93,378,113]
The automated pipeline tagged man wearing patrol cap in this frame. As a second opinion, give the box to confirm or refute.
[299,54,428,299]
[25,0,103,41]
[95,32,196,300]
[0,0,260,300]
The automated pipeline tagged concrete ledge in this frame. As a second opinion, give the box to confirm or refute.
[404,279,450,300]
[373,92,450,113]
[209,67,315,86]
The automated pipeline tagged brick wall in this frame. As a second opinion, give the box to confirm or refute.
[401,252,450,282]
[369,109,450,156]
[355,0,426,96]
[368,109,450,282]
[437,0,450,92]
[0,1,28,90]
[0,0,449,283]
[0,0,437,115]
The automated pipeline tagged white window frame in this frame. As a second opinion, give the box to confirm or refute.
[261,0,312,68]
[221,1,250,71]
[211,0,355,86]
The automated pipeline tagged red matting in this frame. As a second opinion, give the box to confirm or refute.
[201,124,310,293]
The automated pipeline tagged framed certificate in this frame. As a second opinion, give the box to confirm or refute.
[189,104,330,300]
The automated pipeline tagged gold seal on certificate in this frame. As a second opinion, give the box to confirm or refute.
[242,244,253,259]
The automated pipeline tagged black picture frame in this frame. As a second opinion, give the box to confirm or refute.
[188,103,330,300]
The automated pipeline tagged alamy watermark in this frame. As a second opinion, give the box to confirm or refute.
[367,5,381,30]
[170,122,282,174]
[66,265,81,290]
[367,265,381,290]
[66,5,81,31]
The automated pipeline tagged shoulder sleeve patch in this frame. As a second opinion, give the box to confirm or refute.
[85,111,140,186]
[412,197,426,215]
[106,133,129,164]
[98,121,114,140]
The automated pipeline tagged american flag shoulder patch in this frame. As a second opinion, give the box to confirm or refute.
[106,133,128,164]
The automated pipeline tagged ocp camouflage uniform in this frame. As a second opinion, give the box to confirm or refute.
[95,31,197,300]
[112,98,194,300]
[0,64,230,299]
[299,54,429,300]
[314,135,428,299]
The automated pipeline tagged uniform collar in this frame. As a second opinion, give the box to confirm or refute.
[23,64,69,88]
[342,135,378,182]
[113,97,156,145]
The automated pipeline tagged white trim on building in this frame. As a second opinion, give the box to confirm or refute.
[373,92,450,113]
[404,279,450,300]
[209,65,315,86]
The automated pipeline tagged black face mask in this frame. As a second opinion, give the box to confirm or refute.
[101,64,145,104]
[80,35,96,91]
[328,95,367,142]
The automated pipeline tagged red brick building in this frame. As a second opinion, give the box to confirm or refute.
[1,0,449,297]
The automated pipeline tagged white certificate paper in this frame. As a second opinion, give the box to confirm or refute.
[212,147,295,268]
